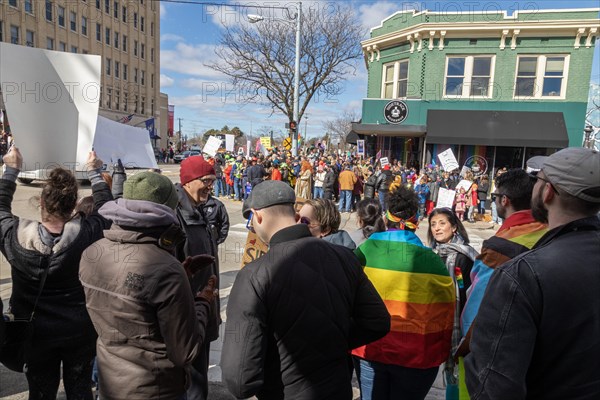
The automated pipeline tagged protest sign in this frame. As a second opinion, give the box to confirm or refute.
[455,179,473,193]
[203,136,222,157]
[437,148,459,172]
[357,140,365,156]
[225,134,235,152]
[436,188,456,209]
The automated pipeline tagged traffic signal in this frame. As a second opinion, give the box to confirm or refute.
[289,120,297,135]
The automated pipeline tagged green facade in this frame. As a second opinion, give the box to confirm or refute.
[362,9,599,146]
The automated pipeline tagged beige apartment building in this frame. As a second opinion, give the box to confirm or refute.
[0,0,164,150]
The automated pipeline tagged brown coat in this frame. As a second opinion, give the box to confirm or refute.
[338,169,357,191]
[80,224,210,400]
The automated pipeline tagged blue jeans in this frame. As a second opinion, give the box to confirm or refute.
[233,177,241,200]
[353,358,438,400]
[214,177,224,197]
[378,191,387,212]
[491,200,503,224]
[338,190,352,212]
[313,186,324,199]
[478,200,486,215]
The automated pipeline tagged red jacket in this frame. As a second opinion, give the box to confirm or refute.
[272,168,282,181]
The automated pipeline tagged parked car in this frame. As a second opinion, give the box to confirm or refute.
[173,150,200,163]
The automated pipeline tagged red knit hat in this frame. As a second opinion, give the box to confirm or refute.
[180,156,215,185]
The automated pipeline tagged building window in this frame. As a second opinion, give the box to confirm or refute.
[45,0,53,21]
[96,23,101,41]
[122,35,127,51]
[106,58,111,75]
[10,25,19,45]
[26,30,34,47]
[514,55,568,98]
[114,32,119,48]
[151,48,154,63]
[123,64,128,81]
[151,22,154,37]
[381,60,409,99]
[82,16,88,36]
[141,97,145,115]
[107,88,112,109]
[104,0,109,14]
[113,1,118,18]
[47,37,54,50]
[133,12,138,28]
[96,0,100,9]
[105,27,110,44]
[24,0,33,14]
[141,70,145,86]
[151,99,154,116]
[122,6,127,22]
[0,21,3,42]
[58,6,65,27]
[115,90,120,111]
[134,67,138,83]
[59,41,66,51]
[141,16,145,32]
[444,55,494,97]
[151,73,154,88]
[124,92,128,111]
[141,43,145,59]
[71,46,77,53]
[134,95,138,113]
[82,49,89,54]
[134,40,138,56]
[70,11,77,32]
[9,0,17,8]
[115,61,120,78]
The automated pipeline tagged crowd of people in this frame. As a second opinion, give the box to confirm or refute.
[0,144,598,400]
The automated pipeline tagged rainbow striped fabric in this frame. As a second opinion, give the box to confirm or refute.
[352,230,456,369]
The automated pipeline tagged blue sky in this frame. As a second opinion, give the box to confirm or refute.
[159,0,600,140]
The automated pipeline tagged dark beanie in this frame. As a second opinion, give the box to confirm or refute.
[180,156,215,185]
[123,172,179,209]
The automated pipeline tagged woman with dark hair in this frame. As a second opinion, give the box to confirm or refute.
[0,147,112,399]
[349,198,385,247]
[352,186,455,400]
[427,207,479,399]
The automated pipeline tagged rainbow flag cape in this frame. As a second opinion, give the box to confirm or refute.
[352,230,455,369]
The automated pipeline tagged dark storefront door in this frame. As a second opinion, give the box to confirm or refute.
[495,147,525,169]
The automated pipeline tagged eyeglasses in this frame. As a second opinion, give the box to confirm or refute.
[198,177,216,186]
[246,211,255,233]
[530,173,560,195]
[300,216,311,225]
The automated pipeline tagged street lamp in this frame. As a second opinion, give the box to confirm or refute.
[248,2,302,157]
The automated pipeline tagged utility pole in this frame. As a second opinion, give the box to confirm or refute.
[178,118,183,152]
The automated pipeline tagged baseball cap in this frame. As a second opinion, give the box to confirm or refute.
[538,147,600,203]
[242,180,296,218]
[526,156,546,173]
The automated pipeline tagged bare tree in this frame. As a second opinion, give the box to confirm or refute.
[323,110,360,148]
[206,4,364,125]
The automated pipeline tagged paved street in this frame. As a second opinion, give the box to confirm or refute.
[0,164,497,399]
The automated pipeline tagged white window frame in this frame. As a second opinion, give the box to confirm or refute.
[380,60,409,99]
[513,54,570,100]
[443,55,495,99]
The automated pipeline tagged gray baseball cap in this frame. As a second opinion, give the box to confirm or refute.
[539,147,600,203]
[242,180,296,218]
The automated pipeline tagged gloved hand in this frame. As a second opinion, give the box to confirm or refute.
[195,275,218,303]
[182,254,215,280]
[113,159,125,175]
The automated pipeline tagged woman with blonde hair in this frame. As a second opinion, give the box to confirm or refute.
[295,159,313,200]
[298,198,356,249]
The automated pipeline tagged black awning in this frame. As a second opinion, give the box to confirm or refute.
[346,130,360,144]
[426,110,568,148]
[351,122,426,137]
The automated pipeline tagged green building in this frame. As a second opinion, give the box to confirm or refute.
[351,8,599,171]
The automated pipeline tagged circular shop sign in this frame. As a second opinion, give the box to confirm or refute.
[384,100,409,124]
[464,155,488,177]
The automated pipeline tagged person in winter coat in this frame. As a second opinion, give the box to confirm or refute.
[414,177,430,220]
[222,180,390,400]
[313,165,326,199]
[363,167,377,200]
[0,147,111,399]
[476,176,489,215]
[348,199,386,248]
[295,160,313,200]
[80,171,218,400]
[338,164,357,213]
[299,198,356,249]
[323,165,337,200]
[376,165,392,211]
[202,193,230,245]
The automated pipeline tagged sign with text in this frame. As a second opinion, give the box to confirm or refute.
[203,135,222,157]
[380,157,390,167]
[260,136,272,149]
[225,134,235,152]
[383,100,409,124]
[437,148,459,172]
[356,139,365,156]
[436,188,456,209]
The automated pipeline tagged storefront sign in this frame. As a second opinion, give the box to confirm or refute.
[464,155,488,176]
[383,100,409,124]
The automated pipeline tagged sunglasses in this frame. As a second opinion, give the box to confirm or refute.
[529,172,559,195]
[198,177,216,186]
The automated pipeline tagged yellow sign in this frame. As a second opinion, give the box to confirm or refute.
[283,137,292,150]
[260,137,272,149]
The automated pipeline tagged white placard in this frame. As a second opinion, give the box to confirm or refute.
[203,136,222,157]
[0,43,101,172]
[225,134,235,152]
[455,179,473,193]
[436,188,456,209]
[356,140,365,156]
[93,116,158,169]
[380,157,390,167]
[437,148,459,172]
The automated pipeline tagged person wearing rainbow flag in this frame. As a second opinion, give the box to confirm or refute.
[352,185,456,400]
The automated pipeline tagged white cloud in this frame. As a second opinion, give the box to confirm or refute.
[160,74,175,88]
[160,3,167,19]
[161,33,185,43]
[160,43,225,78]
[358,1,402,32]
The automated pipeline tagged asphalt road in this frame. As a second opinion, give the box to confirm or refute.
[0,163,496,399]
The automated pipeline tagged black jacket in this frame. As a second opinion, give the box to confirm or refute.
[202,195,230,245]
[364,174,377,199]
[465,216,600,400]
[323,170,336,193]
[0,179,112,347]
[221,224,390,400]
[376,170,392,191]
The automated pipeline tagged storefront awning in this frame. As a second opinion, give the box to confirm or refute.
[426,110,568,148]
[350,122,427,137]
[346,130,360,144]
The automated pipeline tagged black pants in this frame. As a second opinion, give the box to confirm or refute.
[186,340,210,400]
[26,340,95,400]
